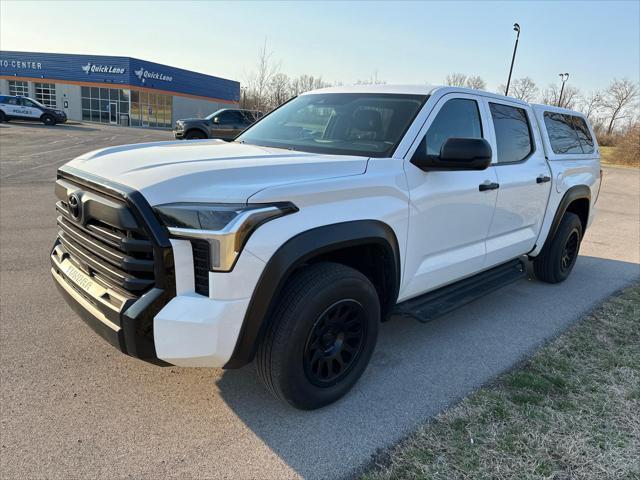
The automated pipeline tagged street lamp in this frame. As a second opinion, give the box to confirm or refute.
[504,23,521,97]
[558,73,570,107]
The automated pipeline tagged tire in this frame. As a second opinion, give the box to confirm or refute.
[0,110,6,123]
[256,262,380,410]
[185,130,206,140]
[533,212,583,283]
[41,114,56,126]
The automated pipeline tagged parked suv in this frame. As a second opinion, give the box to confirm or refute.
[174,108,261,140]
[51,85,600,409]
[0,95,67,125]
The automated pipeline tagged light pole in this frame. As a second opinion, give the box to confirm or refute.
[504,23,521,97]
[558,73,569,107]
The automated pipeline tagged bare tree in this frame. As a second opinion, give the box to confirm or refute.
[356,70,386,85]
[269,73,291,107]
[499,77,538,101]
[540,84,580,109]
[578,90,602,123]
[290,74,331,96]
[465,75,486,90]
[445,73,468,87]
[601,78,639,135]
[245,39,280,112]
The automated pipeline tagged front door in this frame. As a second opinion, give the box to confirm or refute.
[15,98,42,121]
[481,99,552,267]
[109,102,118,124]
[212,110,245,140]
[400,94,499,301]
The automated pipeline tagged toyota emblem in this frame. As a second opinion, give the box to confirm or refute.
[68,193,82,220]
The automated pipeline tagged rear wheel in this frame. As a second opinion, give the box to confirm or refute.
[256,262,380,409]
[41,114,56,126]
[533,212,583,283]
[185,130,206,139]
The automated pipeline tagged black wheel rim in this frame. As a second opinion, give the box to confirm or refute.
[303,299,367,387]
[561,229,579,272]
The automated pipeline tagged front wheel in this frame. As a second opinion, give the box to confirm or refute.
[41,114,56,126]
[184,130,206,139]
[533,212,583,283]
[256,262,380,410]
[0,110,6,123]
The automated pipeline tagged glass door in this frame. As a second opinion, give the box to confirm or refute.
[109,102,118,124]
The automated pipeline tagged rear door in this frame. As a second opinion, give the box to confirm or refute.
[481,98,551,266]
[401,93,499,299]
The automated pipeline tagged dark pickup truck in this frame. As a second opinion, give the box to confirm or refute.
[174,108,262,140]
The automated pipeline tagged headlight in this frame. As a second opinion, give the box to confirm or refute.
[154,202,297,271]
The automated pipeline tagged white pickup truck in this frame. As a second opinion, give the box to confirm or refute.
[51,85,601,409]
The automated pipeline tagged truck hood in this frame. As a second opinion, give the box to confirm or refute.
[177,118,208,124]
[66,140,368,206]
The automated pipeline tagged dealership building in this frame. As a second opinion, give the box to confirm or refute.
[0,51,240,128]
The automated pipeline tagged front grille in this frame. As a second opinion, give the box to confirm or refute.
[55,179,155,298]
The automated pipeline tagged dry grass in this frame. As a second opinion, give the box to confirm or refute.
[362,284,640,480]
[600,126,640,168]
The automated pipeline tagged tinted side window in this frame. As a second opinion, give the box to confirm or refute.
[570,116,594,154]
[215,111,234,124]
[424,98,483,156]
[543,112,582,154]
[243,111,257,123]
[489,103,533,163]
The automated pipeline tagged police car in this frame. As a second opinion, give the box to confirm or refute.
[0,95,67,125]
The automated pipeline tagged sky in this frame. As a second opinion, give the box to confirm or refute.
[1,1,639,94]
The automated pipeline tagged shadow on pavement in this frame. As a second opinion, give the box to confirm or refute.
[0,121,100,132]
[215,255,639,480]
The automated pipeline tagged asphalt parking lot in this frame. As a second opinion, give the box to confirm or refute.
[1,121,639,480]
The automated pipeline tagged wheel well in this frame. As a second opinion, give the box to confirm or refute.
[565,198,589,232]
[185,127,207,137]
[301,243,397,319]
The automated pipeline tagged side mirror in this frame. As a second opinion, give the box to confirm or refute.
[212,117,220,124]
[411,137,492,171]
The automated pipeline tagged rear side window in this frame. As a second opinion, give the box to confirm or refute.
[543,113,582,154]
[543,113,594,154]
[570,116,594,154]
[424,98,483,156]
[489,103,533,163]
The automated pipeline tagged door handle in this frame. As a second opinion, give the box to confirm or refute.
[479,182,500,191]
[536,175,551,184]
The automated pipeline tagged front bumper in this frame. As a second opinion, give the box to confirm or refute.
[52,238,258,368]
[174,130,185,139]
[51,166,265,369]
[51,242,169,363]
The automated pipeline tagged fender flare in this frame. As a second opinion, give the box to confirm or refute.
[224,220,401,369]
[184,126,209,138]
[540,185,591,252]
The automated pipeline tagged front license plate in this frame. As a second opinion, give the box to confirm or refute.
[61,260,107,298]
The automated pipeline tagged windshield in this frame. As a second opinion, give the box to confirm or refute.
[24,97,47,109]
[236,93,427,157]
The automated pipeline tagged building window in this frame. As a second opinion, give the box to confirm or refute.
[34,83,57,108]
[8,80,29,97]
[81,86,131,125]
[130,90,172,128]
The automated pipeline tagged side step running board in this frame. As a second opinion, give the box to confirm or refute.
[393,259,527,323]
